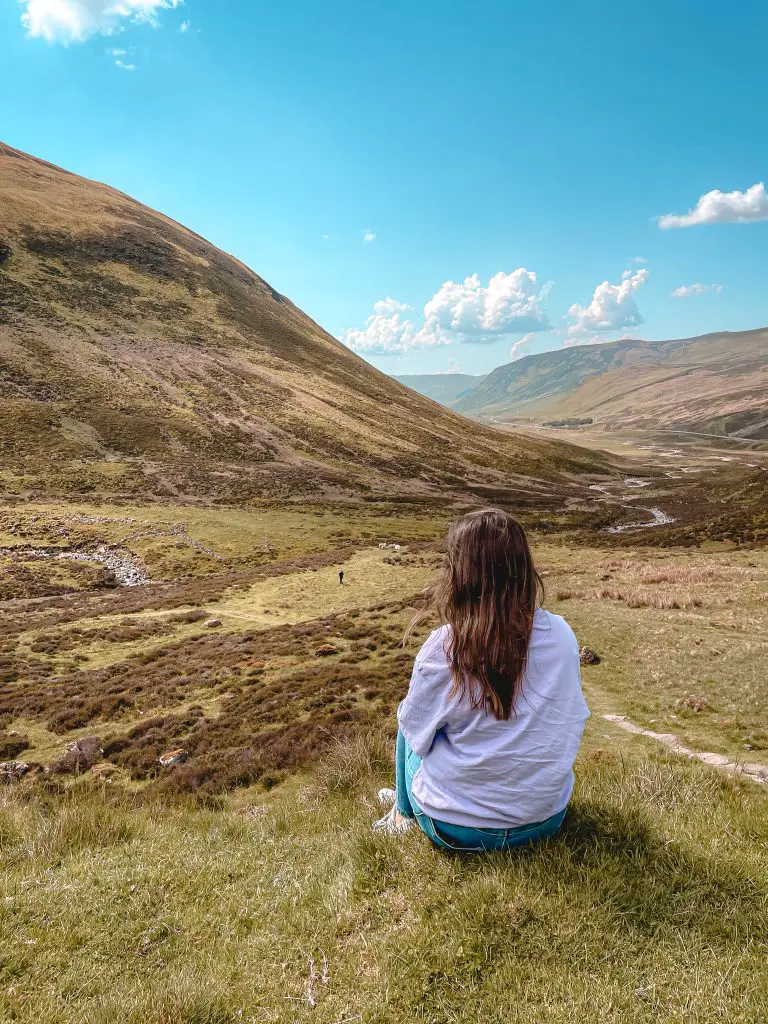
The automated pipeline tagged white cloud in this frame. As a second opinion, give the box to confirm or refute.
[21,0,182,44]
[658,183,768,229]
[567,268,648,338]
[179,18,190,31]
[438,358,463,375]
[342,268,551,357]
[420,269,550,344]
[631,255,647,264]
[341,300,426,356]
[107,45,135,68]
[372,297,411,315]
[362,230,376,243]
[670,282,724,299]
[509,332,537,361]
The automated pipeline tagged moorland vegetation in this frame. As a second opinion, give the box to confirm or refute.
[1,143,767,1024]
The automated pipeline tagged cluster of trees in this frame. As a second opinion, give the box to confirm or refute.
[541,417,594,428]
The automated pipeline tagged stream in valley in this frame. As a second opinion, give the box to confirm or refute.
[0,545,149,587]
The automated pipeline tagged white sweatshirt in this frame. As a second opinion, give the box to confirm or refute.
[397,609,590,828]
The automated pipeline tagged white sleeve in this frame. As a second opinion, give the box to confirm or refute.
[397,630,454,757]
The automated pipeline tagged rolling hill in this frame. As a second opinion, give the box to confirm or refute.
[454,331,768,438]
[393,372,487,406]
[0,143,606,504]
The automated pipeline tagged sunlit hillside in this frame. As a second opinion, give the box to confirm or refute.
[0,143,607,505]
[454,331,768,439]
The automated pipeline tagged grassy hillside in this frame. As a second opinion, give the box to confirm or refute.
[455,330,768,439]
[3,741,767,1024]
[3,141,767,1024]
[1,508,767,1024]
[0,143,606,504]
[2,499,767,792]
[393,372,487,406]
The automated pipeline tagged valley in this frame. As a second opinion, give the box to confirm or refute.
[407,330,768,442]
[2,495,767,787]
[2,496,768,1023]
[0,143,603,505]
[1,142,767,1024]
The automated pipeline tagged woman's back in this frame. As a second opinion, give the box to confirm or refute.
[398,608,589,828]
[374,508,589,848]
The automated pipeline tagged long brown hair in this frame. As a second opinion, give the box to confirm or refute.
[406,508,543,720]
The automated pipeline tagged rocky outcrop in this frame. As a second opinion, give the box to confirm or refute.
[579,646,600,665]
[0,761,31,783]
[49,736,103,774]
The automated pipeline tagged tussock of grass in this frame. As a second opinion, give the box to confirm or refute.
[592,586,703,610]
[1,733,767,1023]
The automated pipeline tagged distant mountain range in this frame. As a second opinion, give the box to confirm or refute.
[398,332,768,440]
[393,373,487,406]
[0,143,606,504]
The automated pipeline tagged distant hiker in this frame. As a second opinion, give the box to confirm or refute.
[373,508,589,851]
[338,569,344,585]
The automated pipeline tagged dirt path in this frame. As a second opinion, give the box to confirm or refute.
[603,713,768,784]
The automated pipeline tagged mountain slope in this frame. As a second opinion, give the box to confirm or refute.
[393,372,487,406]
[0,143,606,503]
[455,331,768,439]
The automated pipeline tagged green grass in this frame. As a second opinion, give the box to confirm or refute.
[3,499,768,1023]
[0,500,454,583]
[542,545,768,757]
[1,728,767,1024]
[3,511,767,773]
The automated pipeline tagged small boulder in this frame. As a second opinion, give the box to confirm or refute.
[0,761,30,784]
[205,619,222,628]
[579,646,600,665]
[159,748,188,768]
[677,694,710,713]
[49,735,103,774]
[315,643,339,657]
[0,733,30,760]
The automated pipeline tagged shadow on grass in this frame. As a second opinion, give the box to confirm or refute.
[436,797,768,947]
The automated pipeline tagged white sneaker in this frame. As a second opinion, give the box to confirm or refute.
[376,787,396,806]
[372,805,414,835]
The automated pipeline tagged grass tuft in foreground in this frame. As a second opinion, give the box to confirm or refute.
[2,727,767,1024]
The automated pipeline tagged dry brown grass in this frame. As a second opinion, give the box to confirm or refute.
[0,143,606,508]
[592,586,704,610]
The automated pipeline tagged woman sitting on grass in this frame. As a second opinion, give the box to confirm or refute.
[374,508,589,851]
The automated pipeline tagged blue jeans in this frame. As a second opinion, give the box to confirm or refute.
[395,729,566,852]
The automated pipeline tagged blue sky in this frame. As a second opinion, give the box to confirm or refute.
[2,1,768,375]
